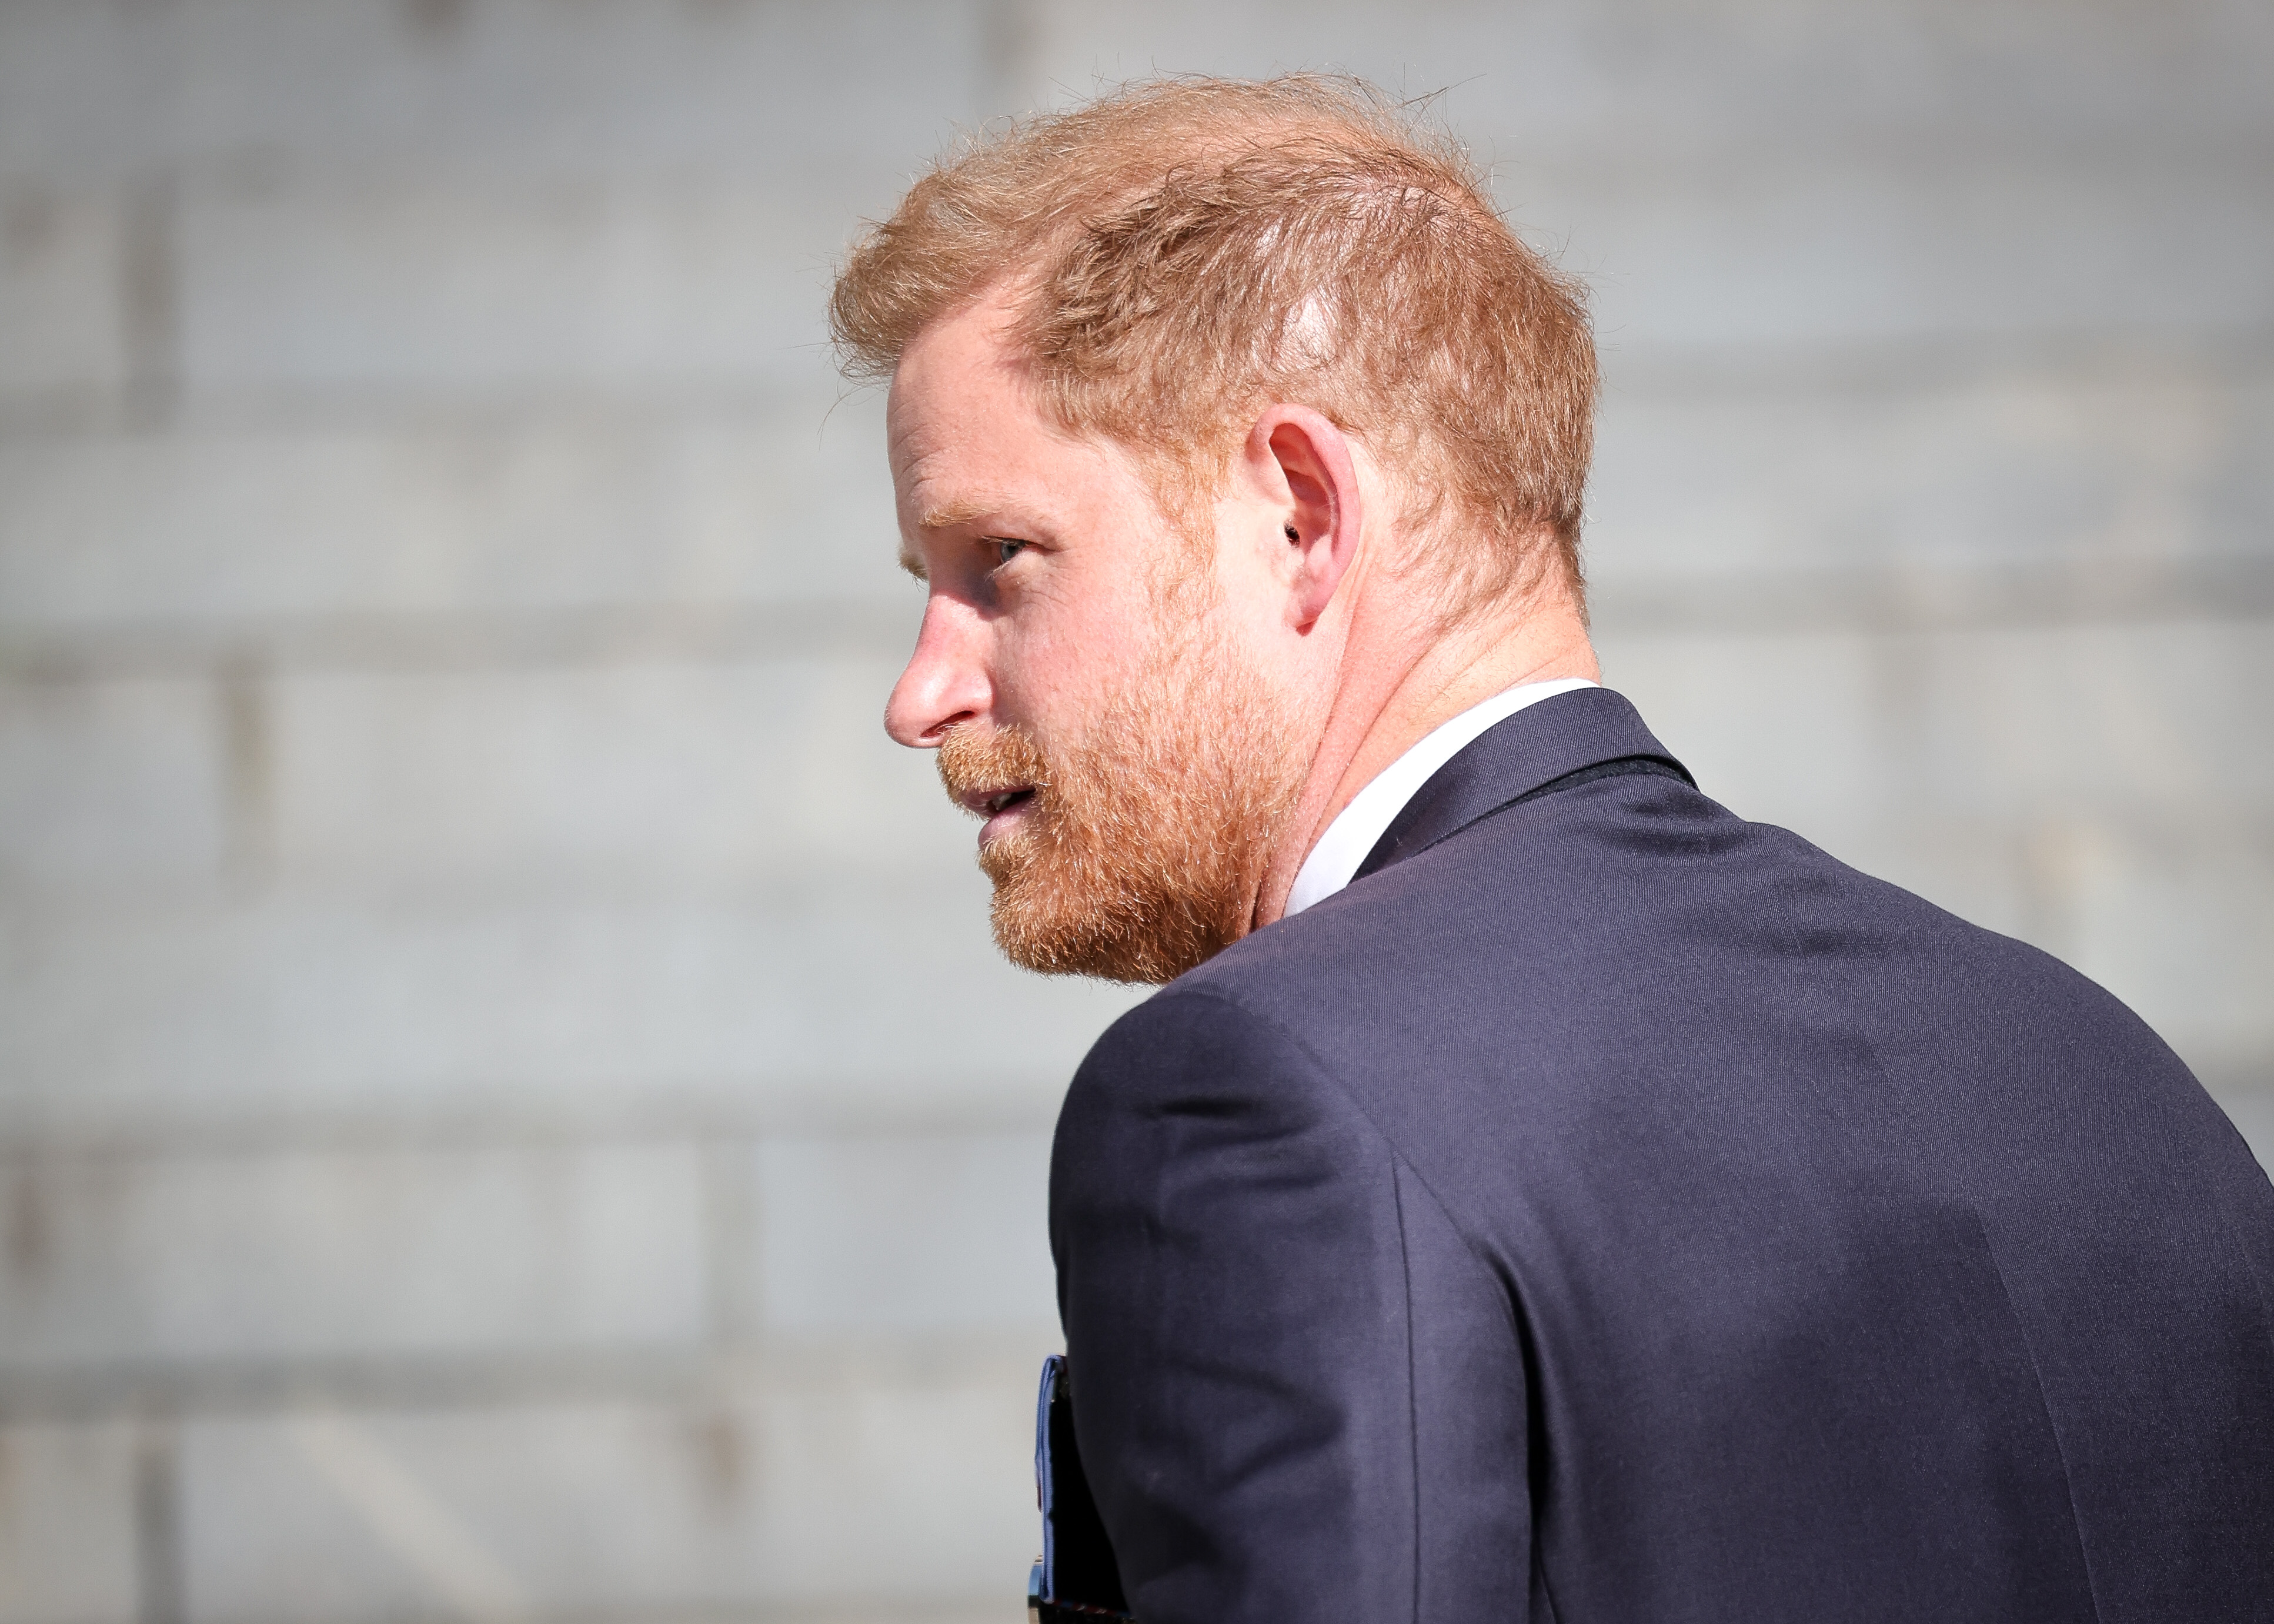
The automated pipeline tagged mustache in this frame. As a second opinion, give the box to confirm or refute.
[936,723,1054,812]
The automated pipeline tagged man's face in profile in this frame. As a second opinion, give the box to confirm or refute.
[882,293,1303,984]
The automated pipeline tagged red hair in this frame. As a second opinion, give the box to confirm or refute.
[830,75,1597,612]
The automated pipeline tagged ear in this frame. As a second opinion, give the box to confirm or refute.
[1248,403,1364,629]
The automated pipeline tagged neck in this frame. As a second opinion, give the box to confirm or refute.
[1251,569,1599,928]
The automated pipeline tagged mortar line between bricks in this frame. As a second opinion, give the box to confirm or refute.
[4,556,2272,680]
[0,1093,1073,1158]
[0,1336,1060,1423]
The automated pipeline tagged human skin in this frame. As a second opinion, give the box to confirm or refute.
[883,284,1602,934]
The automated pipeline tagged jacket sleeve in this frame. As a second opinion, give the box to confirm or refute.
[1049,986,1534,1624]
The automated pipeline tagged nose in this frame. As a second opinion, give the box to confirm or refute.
[885,593,990,747]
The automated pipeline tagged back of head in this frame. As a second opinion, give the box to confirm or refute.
[831,75,1598,615]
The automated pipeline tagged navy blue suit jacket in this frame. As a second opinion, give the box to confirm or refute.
[1050,687,2274,1623]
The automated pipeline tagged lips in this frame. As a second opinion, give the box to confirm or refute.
[936,725,1051,847]
[961,786,1036,818]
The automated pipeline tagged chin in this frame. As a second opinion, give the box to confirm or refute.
[983,840,1252,986]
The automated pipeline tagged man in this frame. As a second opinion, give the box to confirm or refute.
[832,76,2274,1623]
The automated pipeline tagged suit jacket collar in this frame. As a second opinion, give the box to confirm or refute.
[1351,686,1692,884]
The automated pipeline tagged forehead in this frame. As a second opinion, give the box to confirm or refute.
[886,296,1133,529]
[887,305,1024,472]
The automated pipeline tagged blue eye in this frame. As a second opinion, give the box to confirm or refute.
[992,539,1029,567]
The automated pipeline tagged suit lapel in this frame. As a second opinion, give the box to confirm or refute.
[1351,687,1693,884]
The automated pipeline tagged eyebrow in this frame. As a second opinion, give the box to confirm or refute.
[901,493,1024,580]
[917,497,1000,532]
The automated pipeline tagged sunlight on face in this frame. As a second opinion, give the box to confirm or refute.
[884,294,1303,982]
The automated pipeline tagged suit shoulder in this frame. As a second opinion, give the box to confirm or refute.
[1071,981,1345,1112]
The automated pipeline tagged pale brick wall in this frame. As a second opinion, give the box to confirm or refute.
[1,3,2268,1621]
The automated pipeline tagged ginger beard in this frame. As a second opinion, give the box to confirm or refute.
[936,614,1304,985]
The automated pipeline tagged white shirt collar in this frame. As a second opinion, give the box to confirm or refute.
[1281,679,1599,918]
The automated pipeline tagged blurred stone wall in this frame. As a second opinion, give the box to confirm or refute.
[1,3,2268,1622]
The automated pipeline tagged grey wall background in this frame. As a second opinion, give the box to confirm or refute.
[2,2,2269,1621]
